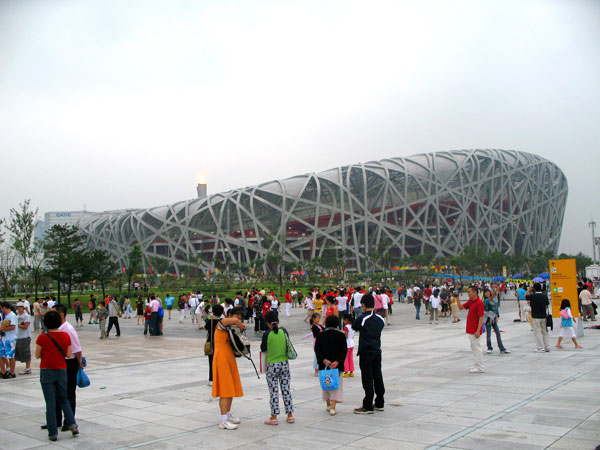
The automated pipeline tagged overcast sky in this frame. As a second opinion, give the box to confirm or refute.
[1,0,599,256]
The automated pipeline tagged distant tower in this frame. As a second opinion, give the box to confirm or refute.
[197,173,207,199]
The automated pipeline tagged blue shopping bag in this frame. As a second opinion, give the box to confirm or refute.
[76,367,90,388]
[319,365,339,391]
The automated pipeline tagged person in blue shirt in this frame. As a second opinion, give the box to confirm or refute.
[164,294,175,320]
[517,284,530,323]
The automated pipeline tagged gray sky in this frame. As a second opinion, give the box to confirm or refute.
[1,0,599,256]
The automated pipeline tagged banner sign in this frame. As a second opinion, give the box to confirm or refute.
[549,259,579,318]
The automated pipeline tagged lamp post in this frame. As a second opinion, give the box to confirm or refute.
[590,219,597,264]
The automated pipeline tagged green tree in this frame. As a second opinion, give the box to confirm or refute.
[29,242,46,300]
[90,249,120,299]
[0,247,17,299]
[125,244,143,295]
[148,256,171,275]
[43,225,89,304]
[7,199,38,277]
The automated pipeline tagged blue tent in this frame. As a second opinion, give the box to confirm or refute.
[539,272,550,280]
[512,273,524,278]
[492,276,506,282]
[532,276,545,283]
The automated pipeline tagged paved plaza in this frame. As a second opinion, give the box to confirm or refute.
[1,296,599,449]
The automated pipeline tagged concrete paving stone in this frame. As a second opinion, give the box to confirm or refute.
[446,436,546,450]
[346,436,428,450]
[561,427,600,441]
[546,435,600,449]
[500,412,582,428]
[577,418,600,430]
[483,419,572,437]
[466,428,558,446]
[85,413,147,429]
[373,427,451,445]
[108,398,158,409]
[0,431,49,450]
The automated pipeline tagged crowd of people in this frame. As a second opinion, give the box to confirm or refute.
[0,276,598,438]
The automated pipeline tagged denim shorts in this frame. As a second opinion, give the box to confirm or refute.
[0,339,16,359]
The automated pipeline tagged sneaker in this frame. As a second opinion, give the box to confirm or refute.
[373,406,384,411]
[219,421,238,430]
[486,349,493,354]
[330,409,336,416]
[469,367,485,373]
[576,345,583,349]
[349,372,354,377]
[500,350,511,354]
[343,372,350,378]
[555,345,564,349]
[353,407,374,415]
[19,369,32,375]
[71,426,79,436]
[6,373,15,379]
[228,415,241,424]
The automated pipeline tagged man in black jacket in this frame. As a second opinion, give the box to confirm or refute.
[352,293,386,414]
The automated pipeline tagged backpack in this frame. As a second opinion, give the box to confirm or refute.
[217,321,260,378]
[560,308,569,319]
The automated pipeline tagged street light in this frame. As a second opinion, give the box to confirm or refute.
[589,219,597,264]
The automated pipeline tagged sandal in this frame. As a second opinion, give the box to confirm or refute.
[286,417,295,423]
[264,418,279,425]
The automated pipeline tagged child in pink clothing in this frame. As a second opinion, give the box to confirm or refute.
[343,314,355,377]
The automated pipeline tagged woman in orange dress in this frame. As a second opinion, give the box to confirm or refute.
[212,307,245,430]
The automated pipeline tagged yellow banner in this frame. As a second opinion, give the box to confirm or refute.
[549,259,579,318]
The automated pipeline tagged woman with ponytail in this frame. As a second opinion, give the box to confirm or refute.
[261,311,295,425]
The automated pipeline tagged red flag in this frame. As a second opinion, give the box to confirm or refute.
[122,267,126,273]
[149,266,153,275]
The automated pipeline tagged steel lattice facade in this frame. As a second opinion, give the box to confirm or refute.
[77,149,568,274]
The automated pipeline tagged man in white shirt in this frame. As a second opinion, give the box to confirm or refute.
[0,301,18,378]
[352,287,364,316]
[189,295,200,324]
[15,302,32,375]
[406,287,414,304]
[304,295,314,322]
[381,291,390,325]
[291,289,298,308]
[580,287,596,321]
[23,295,31,315]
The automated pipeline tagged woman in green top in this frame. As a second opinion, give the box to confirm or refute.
[261,311,295,425]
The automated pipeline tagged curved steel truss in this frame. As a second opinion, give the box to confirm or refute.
[77,149,568,274]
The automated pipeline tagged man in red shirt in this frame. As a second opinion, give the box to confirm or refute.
[456,286,485,373]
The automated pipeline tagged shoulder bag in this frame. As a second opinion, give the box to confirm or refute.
[204,319,214,356]
[282,327,297,360]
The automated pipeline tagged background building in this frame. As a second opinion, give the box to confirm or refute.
[77,149,568,274]
[34,210,94,241]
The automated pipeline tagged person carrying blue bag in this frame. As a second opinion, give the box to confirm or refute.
[315,315,347,416]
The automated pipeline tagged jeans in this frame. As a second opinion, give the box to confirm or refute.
[359,351,385,410]
[55,358,79,428]
[486,320,506,352]
[106,316,120,336]
[354,306,362,317]
[40,369,77,438]
[415,304,421,320]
